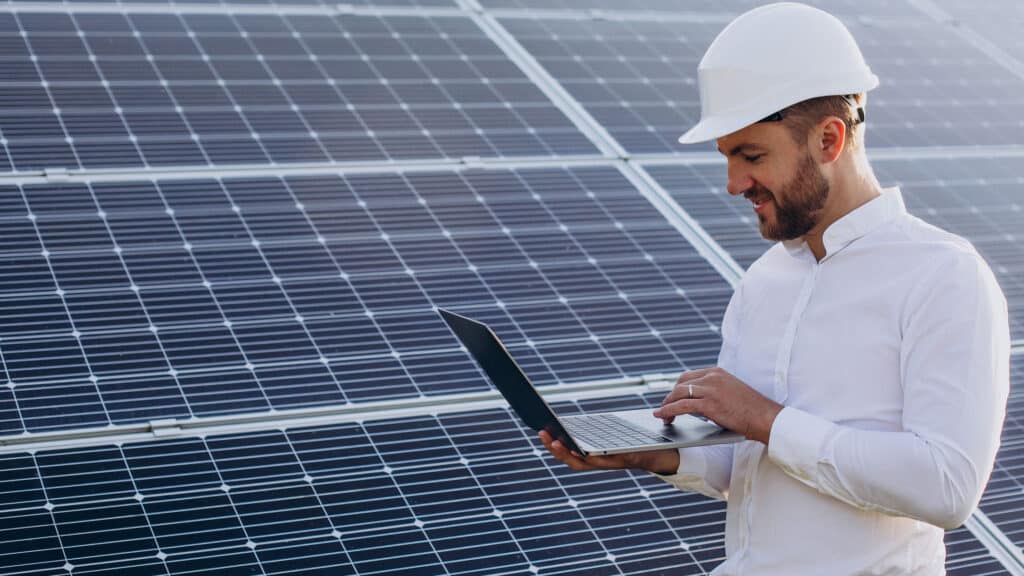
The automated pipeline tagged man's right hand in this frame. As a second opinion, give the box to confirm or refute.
[538,430,680,475]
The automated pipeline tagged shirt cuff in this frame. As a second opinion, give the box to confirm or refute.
[767,406,837,487]
[653,447,723,499]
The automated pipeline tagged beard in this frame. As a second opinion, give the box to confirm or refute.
[748,152,830,241]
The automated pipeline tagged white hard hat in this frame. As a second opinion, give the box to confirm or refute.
[678,2,879,144]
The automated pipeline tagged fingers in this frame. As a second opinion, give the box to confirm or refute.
[539,430,591,470]
[675,367,713,386]
[662,372,712,407]
[653,398,702,421]
[658,368,719,424]
[538,431,627,471]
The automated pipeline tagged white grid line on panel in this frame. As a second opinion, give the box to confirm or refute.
[9,186,115,426]
[27,453,75,576]
[80,175,198,421]
[143,179,278,413]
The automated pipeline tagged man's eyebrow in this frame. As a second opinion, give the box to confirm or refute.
[718,143,765,157]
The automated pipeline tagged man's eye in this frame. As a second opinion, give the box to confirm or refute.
[743,154,763,163]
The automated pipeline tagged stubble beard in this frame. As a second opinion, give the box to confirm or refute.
[756,152,830,241]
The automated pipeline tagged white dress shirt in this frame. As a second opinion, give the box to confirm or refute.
[659,188,1010,575]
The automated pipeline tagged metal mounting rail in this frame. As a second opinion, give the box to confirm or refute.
[0,372,681,454]
[0,155,631,186]
[964,510,1024,575]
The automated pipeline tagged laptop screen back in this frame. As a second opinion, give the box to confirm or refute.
[438,308,564,436]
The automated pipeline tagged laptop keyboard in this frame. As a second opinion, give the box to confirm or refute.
[561,413,672,448]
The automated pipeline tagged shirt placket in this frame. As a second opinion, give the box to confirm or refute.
[773,262,819,403]
[736,260,820,570]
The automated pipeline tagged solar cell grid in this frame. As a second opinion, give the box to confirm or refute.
[0,166,731,433]
[1,385,1011,575]
[0,11,595,172]
[0,394,732,576]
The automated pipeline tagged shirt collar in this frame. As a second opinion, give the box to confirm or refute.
[782,186,905,261]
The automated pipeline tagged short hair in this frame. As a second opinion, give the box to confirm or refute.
[780,93,865,150]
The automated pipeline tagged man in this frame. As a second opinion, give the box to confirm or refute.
[539,3,1009,574]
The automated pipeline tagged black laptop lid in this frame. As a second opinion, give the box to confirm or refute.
[438,308,571,442]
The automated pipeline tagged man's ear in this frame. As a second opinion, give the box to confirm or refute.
[813,116,846,164]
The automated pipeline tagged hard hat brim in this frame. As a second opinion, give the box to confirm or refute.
[677,74,880,145]
[677,114,756,145]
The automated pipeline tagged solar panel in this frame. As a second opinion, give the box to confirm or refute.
[0,0,1021,573]
[0,10,595,171]
[0,166,733,433]
[499,14,1024,155]
[0,393,730,576]
[0,387,1012,575]
[644,156,1024,341]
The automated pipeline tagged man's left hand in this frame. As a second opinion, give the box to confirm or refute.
[653,367,784,445]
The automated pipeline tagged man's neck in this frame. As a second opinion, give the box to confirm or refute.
[803,157,883,261]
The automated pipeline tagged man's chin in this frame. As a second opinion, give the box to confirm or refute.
[756,216,779,241]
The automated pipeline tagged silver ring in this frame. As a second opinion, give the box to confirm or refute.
[688,383,693,398]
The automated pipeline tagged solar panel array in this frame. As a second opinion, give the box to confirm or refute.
[0,0,1021,574]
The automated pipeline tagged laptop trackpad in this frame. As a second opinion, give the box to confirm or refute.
[612,408,723,440]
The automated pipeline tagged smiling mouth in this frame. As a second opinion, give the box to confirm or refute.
[746,192,772,211]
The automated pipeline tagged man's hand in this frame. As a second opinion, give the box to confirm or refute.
[538,430,679,475]
[654,367,784,445]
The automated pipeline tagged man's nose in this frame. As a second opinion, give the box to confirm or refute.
[726,166,753,196]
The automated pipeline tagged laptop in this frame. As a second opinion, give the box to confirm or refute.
[438,308,742,456]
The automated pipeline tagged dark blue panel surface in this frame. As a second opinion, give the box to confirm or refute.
[0,387,1008,575]
[0,11,593,172]
[0,167,731,433]
[0,393,728,576]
